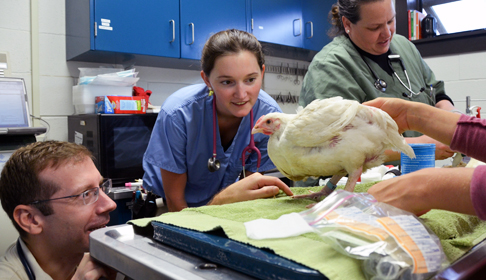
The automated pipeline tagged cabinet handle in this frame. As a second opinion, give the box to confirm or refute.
[306,21,313,39]
[188,23,195,45]
[169,20,175,43]
[293,19,302,37]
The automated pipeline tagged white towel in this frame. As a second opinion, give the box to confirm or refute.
[244,212,314,240]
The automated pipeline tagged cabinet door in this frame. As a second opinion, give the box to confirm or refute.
[180,0,247,60]
[251,0,303,48]
[303,0,333,51]
[93,0,180,58]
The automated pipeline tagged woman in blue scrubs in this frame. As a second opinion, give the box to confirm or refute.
[143,29,292,212]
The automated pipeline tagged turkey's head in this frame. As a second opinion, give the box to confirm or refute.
[252,114,282,136]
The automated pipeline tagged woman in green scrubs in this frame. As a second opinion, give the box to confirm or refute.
[299,0,460,186]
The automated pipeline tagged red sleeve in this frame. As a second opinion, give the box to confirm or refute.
[450,114,486,163]
[471,165,486,220]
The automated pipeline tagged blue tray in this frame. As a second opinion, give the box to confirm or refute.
[152,221,327,280]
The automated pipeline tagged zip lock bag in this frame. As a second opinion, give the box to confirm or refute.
[299,190,448,280]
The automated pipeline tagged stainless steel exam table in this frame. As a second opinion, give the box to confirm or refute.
[90,224,486,280]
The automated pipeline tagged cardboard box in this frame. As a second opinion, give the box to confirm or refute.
[73,85,132,114]
[95,96,115,114]
[95,96,148,114]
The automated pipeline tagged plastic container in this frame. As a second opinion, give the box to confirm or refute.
[422,14,437,38]
[401,143,435,175]
[72,85,132,114]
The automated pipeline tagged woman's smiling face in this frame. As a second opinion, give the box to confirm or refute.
[202,50,265,119]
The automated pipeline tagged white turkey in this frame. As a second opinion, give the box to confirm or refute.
[252,96,415,200]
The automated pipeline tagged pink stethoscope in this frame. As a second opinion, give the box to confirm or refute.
[207,96,261,176]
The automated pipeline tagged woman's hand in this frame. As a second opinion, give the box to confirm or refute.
[365,97,461,146]
[367,169,435,216]
[411,135,455,160]
[364,98,413,134]
[368,167,476,216]
[209,173,293,205]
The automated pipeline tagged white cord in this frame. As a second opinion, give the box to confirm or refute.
[30,114,50,141]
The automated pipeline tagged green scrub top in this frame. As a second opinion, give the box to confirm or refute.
[300,34,443,139]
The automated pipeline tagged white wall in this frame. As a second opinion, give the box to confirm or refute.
[424,53,486,114]
[1,0,486,256]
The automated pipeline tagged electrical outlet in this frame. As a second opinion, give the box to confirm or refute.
[0,52,11,77]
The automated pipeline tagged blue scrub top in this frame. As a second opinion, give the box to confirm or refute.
[142,83,282,206]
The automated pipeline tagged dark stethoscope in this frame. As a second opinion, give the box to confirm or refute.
[207,95,261,176]
[17,239,36,280]
[361,52,424,98]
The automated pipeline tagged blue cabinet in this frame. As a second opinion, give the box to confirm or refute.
[93,0,180,58]
[249,0,332,51]
[180,0,247,60]
[250,0,304,48]
[66,0,180,62]
[303,0,333,51]
[66,0,330,67]
[67,0,246,63]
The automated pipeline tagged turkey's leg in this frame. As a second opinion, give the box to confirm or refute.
[343,166,363,193]
[292,174,343,200]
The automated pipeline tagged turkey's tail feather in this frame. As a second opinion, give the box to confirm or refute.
[390,138,416,159]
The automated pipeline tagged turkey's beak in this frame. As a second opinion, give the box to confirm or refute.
[251,126,263,134]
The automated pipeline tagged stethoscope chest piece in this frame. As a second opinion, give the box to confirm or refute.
[208,156,220,172]
[374,79,387,92]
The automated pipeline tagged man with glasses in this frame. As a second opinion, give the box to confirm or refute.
[0,141,117,279]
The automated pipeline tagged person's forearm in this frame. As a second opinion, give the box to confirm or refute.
[368,167,475,216]
[166,197,188,212]
[160,169,188,212]
[435,100,456,111]
[208,190,230,206]
[425,168,475,215]
[408,102,460,146]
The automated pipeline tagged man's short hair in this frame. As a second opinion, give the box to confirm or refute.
[0,141,93,235]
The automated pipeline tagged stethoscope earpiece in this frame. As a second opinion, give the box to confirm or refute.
[208,156,221,172]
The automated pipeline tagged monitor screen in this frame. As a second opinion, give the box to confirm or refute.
[0,78,30,128]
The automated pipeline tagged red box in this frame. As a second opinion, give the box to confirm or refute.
[96,96,148,114]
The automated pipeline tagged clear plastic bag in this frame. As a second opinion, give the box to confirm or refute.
[77,67,138,85]
[299,190,448,280]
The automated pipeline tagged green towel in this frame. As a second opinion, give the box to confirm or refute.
[130,183,486,280]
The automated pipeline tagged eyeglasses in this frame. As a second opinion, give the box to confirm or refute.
[30,178,112,206]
